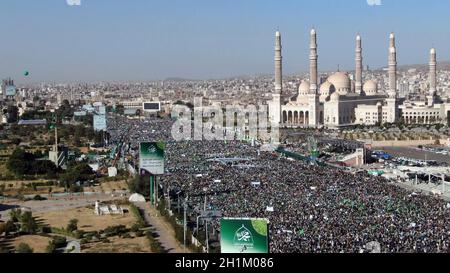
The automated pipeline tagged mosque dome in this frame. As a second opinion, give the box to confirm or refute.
[320,81,334,94]
[319,81,335,102]
[330,91,340,102]
[327,72,351,95]
[298,80,310,95]
[363,80,378,95]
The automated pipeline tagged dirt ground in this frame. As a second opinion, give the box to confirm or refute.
[82,236,152,253]
[0,180,128,196]
[8,235,52,253]
[34,206,135,232]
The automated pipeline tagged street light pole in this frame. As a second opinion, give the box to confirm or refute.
[205,219,209,253]
[183,196,188,253]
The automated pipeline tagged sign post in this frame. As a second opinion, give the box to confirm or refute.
[220,218,269,253]
[139,142,165,206]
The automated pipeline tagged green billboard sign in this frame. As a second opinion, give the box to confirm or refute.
[220,218,269,253]
[139,142,165,175]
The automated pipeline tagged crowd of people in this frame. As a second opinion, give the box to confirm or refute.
[109,116,450,253]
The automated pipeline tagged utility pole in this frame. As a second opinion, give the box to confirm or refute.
[205,219,209,253]
[183,196,188,253]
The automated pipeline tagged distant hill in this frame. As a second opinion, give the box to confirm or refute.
[163,77,192,82]
[379,61,450,72]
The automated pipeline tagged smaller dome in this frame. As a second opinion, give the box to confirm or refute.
[298,80,310,95]
[364,80,377,90]
[330,92,340,101]
[364,80,378,95]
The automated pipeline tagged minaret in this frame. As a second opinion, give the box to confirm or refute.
[388,33,397,98]
[427,48,437,106]
[309,28,318,94]
[308,28,320,126]
[274,31,283,95]
[270,30,282,125]
[386,32,398,123]
[355,34,363,94]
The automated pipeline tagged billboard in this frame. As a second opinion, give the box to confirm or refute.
[93,114,107,131]
[143,102,161,112]
[220,218,269,253]
[5,85,16,96]
[139,142,165,175]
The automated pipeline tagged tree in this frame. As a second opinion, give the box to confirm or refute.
[4,220,17,235]
[16,243,34,253]
[6,149,34,176]
[46,236,67,252]
[6,148,57,177]
[0,223,6,236]
[20,211,38,234]
[116,105,125,115]
[60,162,93,191]
[7,106,19,123]
[66,219,78,233]
[9,209,22,223]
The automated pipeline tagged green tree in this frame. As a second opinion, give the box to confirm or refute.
[60,162,93,191]
[6,148,34,176]
[20,211,38,234]
[66,219,79,233]
[0,223,6,235]
[116,105,125,115]
[7,106,19,123]
[4,220,17,235]
[16,243,34,253]
[9,208,22,223]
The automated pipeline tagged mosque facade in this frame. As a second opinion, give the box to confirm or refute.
[268,29,450,128]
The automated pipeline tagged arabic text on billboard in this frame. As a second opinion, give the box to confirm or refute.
[139,142,165,175]
[220,218,269,253]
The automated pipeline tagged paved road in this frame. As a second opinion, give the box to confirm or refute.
[379,146,450,164]
[134,202,188,253]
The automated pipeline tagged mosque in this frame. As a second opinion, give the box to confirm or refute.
[268,29,450,128]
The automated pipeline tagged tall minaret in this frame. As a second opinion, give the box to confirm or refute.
[308,28,320,126]
[309,28,318,94]
[270,30,282,125]
[355,34,363,94]
[274,30,283,95]
[428,48,437,106]
[388,33,397,98]
[386,32,398,123]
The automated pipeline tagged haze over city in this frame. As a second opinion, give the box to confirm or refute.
[1,0,450,83]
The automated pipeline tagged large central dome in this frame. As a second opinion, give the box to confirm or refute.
[327,72,351,95]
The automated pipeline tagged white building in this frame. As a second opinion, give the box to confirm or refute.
[269,29,449,128]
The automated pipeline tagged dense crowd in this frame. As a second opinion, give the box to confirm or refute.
[109,117,450,253]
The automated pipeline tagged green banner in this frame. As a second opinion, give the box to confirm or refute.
[220,218,269,253]
[139,142,165,175]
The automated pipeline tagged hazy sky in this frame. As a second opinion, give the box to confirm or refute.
[1,0,450,83]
